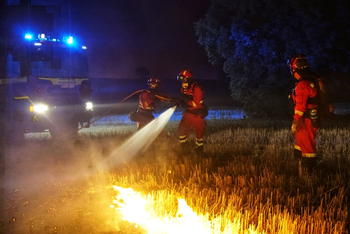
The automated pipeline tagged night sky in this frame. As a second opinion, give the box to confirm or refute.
[69,0,219,80]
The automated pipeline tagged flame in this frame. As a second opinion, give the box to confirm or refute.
[111,186,261,234]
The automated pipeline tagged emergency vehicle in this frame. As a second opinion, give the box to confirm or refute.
[0,2,93,140]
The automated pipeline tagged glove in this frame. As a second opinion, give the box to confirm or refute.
[291,119,300,134]
[328,104,335,114]
[176,99,183,106]
[181,101,191,109]
[176,99,189,108]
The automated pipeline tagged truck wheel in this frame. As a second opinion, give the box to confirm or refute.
[49,122,78,140]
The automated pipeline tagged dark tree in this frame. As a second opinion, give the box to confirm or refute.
[195,0,350,117]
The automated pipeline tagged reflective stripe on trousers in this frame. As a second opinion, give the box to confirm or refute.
[196,138,203,147]
[179,135,188,143]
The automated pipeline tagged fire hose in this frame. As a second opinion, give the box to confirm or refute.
[78,90,179,131]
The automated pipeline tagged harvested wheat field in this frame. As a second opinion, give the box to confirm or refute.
[0,109,349,234]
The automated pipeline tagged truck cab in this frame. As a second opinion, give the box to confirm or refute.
[0,2,93,141]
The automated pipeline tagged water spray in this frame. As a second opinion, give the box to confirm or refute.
[100,105,177,170]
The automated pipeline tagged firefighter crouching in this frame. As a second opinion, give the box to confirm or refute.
[177,69,208,156]
[287,54,333,174]
[129,78,177,130]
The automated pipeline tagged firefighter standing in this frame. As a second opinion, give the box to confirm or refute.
[132,78,176,130]
[177,69,208,156]
[287,54,331,173]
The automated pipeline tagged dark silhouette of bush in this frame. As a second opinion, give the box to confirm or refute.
[195,0,350,117]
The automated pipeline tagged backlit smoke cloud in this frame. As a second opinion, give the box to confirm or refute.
[100,105,177,170]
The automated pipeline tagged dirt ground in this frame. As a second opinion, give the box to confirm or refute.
[0,136,141,234]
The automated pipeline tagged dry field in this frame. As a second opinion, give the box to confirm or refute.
[0,109,349,233]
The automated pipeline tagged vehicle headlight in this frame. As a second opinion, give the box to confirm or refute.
[30,104,49,113]
[85,101,93,111]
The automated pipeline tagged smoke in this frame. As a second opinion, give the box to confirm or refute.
[0,106,177,233]
[2,105,177,195]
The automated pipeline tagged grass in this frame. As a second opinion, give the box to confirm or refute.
[108,117,349,233]
[2,108,350,233]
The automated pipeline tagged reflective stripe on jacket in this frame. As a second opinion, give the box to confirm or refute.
[139,90,157,110]
[181,82,205,110]
[292,80,317,122]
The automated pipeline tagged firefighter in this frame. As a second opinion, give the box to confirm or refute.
[287,54,331,174]
[177,69,208,156]
[132,78,176,130]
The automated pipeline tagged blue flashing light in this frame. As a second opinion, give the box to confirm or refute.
[39,33,46,40]
[67,36,73,44]
[82,46,87,49]
[25,33,33,40]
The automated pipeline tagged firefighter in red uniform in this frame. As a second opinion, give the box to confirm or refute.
[177,69,208,156]
[134,78,176,130]
[287,54,330,173]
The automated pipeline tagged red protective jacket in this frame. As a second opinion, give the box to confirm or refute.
[139,90,157,110]
[291,79,318,158]
[137,90,176,129]
[181,82,205,111]
[139,90,175,110]
[292,80,318,122]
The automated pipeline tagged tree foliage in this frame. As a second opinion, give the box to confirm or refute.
[195,0,350,117]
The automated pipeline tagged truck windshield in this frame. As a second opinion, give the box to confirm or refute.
[29,43,88,78]
[1,41,88,79]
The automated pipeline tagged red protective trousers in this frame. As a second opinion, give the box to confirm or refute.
[178,112,206,141]
[294,118,318,157]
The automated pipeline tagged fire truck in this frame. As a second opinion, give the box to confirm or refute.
[0,1,93,141]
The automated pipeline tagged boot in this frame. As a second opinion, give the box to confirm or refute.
[179,142,190,155]
[298,160,303,177]
[294,149,302,160]
[295,149,303,176]
[302,157,317,174]
[195,146,204,157]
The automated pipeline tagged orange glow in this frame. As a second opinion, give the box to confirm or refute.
[111,186,261,234]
